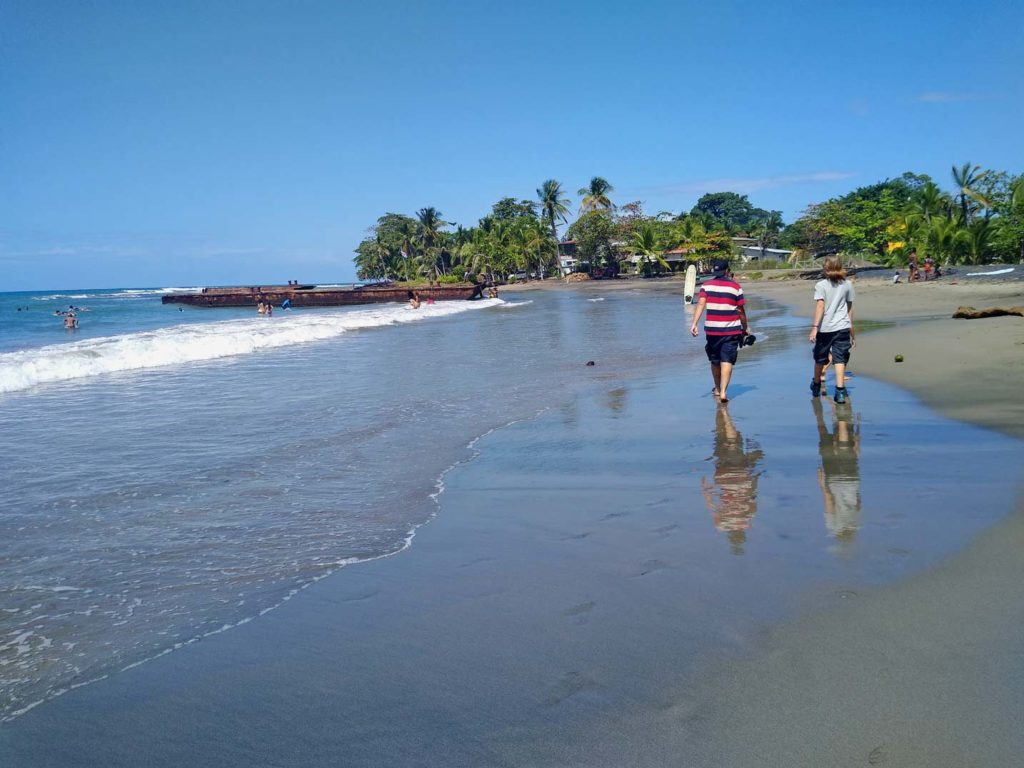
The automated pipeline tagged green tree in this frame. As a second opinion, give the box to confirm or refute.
[566,210,617,270]
[415,207,449,278]
[491,197,538,221]
[537,179,571,278]
[630,223,669,275]
[754,210,785,259]
[951,162,991,225]
[690,192,776,233]
[960,219,995,264]
[577,176,614,213]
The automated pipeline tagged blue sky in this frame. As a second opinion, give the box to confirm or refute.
[2,0,1022,290]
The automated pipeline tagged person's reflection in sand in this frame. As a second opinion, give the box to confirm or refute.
[812,398,862,547]
[702,407,764,555]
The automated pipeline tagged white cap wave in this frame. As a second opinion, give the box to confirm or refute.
[0,299,499,394]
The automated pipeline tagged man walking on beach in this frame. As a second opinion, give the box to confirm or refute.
[690,258,749,403]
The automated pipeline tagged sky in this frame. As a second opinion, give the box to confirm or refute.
[2,0,1022,290]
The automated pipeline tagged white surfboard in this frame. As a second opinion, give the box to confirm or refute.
[683,264,697,304]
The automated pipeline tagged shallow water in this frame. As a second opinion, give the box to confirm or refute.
[1,284,734,720]
[1,283,1019,766]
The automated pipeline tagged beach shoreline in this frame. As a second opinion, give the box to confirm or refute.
[2,280,1022,767]
[507,270,1024,440]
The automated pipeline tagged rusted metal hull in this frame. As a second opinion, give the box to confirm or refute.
[162,284,484,307]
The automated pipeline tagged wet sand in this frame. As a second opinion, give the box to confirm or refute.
[2,288,1022,766]
[753,274,1024,440]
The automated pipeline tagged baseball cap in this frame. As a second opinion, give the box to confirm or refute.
[712,259,730,277]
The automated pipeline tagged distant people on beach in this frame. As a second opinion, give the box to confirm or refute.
[63,313,78,330]
[923,256,934,280]
[408,290,421,309]
[809,255,855,404]
[908,251,920,282]
[257,301,266,315]
[892,271,901,284]
[488,285,499,299]
[689,258,749,404]
[265,302,273,317]
[701,407,764,555]
[813,398,861,546]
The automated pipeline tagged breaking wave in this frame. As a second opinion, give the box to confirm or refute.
[31,288,202,301]
[0,299,500,394]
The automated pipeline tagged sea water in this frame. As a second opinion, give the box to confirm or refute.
[0,285,732,720]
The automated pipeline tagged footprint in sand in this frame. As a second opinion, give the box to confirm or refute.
[635,559,667,577]
[653,523,678,536]
[562,601,595,618]
[601,510,630,521]
[561,532,591,541]
[545,670,600,707]
[868,745,888,764]
[339,590,379,602]
[458,556,494,569]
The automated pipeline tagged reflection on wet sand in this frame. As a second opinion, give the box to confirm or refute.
[813,398,862,547]
[702,407,764,554]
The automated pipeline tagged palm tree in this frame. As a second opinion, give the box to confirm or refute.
[577,176,614,213]
[755,211,784,260]
[960,219,994,265]
[416,207,448,279]
[630,223,669,275]
[537,179,570,278]
[926,217,960,264]
[909,181,952,224]
[416,207,446,250]
[951,162,991,225]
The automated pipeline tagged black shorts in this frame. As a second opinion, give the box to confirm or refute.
[814,329,853,365]
[705,334,743,365]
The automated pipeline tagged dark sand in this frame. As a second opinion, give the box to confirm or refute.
[2,294,1023,767]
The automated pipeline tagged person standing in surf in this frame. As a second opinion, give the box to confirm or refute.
[809,254,856,404]
[690,258,749,404]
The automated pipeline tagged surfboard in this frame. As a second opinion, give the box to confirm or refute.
[683,264,697,304]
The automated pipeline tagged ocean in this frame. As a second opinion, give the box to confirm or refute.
[0,284,732,720]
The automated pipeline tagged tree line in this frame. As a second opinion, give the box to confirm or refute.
[353,164,1023,282]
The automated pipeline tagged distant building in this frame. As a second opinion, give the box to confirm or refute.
[738,245,794,262]
[558,240,578,275]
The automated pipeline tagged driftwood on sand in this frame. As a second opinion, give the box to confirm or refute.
[952,306,1024,319]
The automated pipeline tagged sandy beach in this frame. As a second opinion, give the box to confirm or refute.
[753,273,1024,440]
[509,271,1024,438]
[3,273,1023,767]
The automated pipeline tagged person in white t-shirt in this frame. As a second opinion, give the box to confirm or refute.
[809,255,856,404]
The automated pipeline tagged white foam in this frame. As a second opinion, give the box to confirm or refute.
[965,267,1014,277]
[30,288,202,301]
[0,299,502,394]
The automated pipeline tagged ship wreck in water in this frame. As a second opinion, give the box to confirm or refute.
[162,282,485,308]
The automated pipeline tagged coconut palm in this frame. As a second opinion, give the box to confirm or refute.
[925,217,960,264]
[415,207,449,279]
[630,223,669,275]
[909,181,952,224]
[960,219,994,265]
[951,162,991,225]
[416,207,446,251]
[577,176,615,213]
[537,180,570,278]
[754,211,784,260]
[537,180,570,239]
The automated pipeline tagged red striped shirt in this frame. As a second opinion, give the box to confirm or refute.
[699,278,745,336]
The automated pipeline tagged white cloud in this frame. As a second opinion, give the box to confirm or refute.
[629,171,858,197]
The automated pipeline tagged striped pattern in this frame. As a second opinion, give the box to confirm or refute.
[699,278,745,335]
